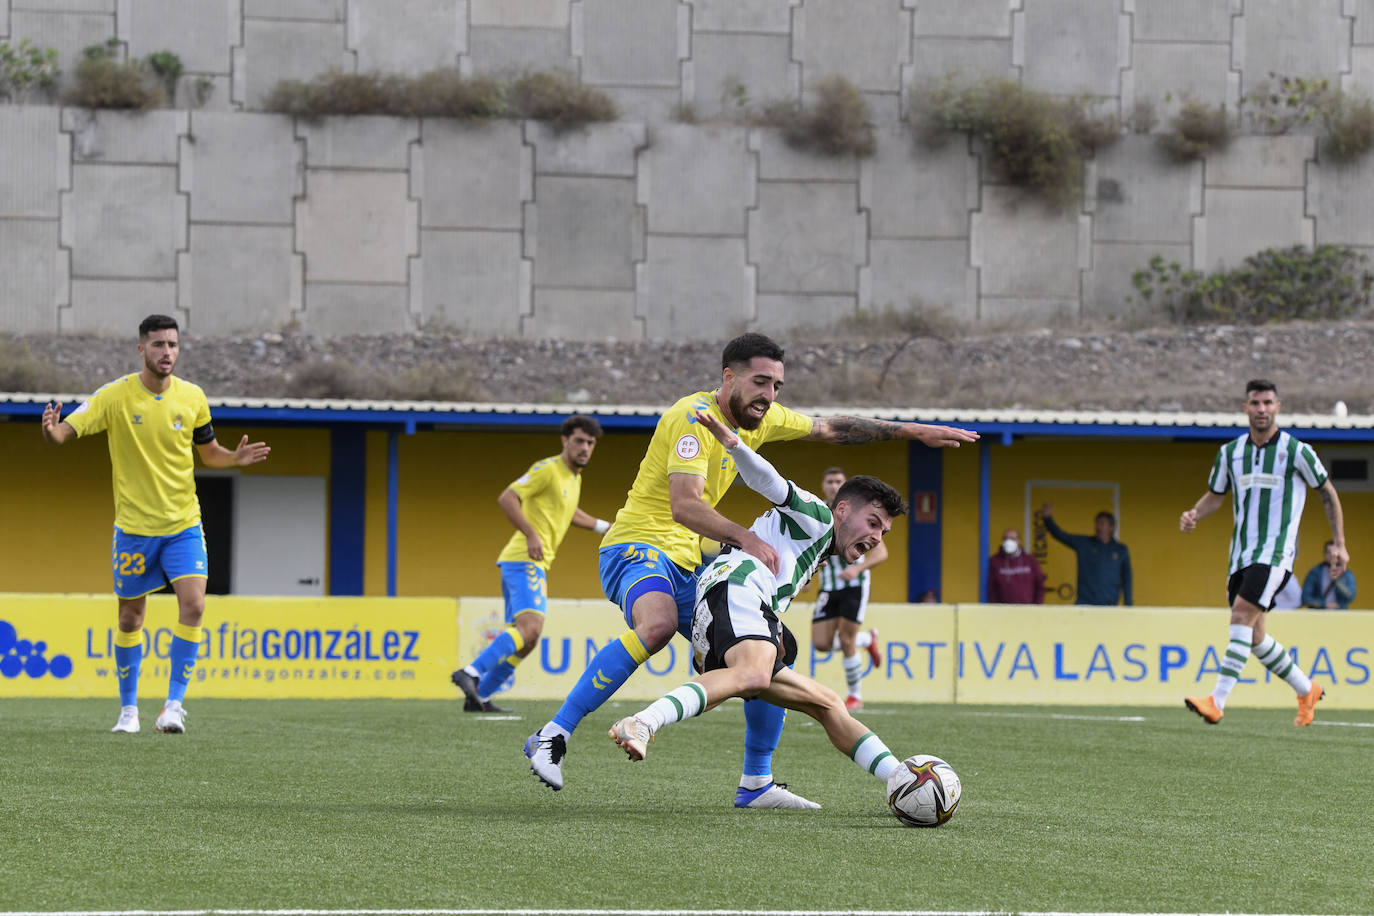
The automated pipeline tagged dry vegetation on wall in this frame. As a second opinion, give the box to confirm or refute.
[763,75,877,158]
[913,77,1121,207]
[263,68,615,127]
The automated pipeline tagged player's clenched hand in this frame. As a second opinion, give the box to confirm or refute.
[526,533,545,561]
[1179,509,1198,533]
[233,434,271,466]
[693,411,739,449]
[839,566,860,582]
[910,423,979,448]
[739,531,780,576]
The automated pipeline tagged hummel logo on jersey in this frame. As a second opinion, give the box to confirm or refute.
[131,414,143,425]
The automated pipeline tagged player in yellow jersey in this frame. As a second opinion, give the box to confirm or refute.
[40,314,270,735]
[525,333,978,802]
[451,416,611,713]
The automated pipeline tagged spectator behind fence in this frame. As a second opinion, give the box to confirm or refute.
[1040,502,1132,606]
[986,528,1045,604]
[1302,541,1357,609]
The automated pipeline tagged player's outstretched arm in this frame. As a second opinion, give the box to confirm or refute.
[195,434,271,469]
[40,402,77,446]
[804,415,978,448]
[693,411,788,505]
[1179,491,1224,533]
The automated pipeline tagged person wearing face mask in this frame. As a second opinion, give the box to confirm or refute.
[986,528,1045,604]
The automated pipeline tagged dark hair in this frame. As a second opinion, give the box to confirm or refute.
[562,414,603,439]
[721,333,785,370]
[1325,539,1336,550]
[822,466,845,478]
[1095,511,1116,526]
[834,475,907,519]
[1246,379,1278,397]
[139,314,178,338]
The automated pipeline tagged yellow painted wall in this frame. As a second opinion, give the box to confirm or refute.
[941,437,1373,608]
[0,422,328,593]
[389,429,908,600]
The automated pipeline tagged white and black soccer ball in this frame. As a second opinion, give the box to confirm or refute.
[887,754,961,827]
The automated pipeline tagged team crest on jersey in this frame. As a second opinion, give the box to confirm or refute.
[675,433,702,460]
[173,413,183,430]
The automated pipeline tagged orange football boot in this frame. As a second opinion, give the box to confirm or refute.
[1184,695,1223,724]
[1295,681,1325,726]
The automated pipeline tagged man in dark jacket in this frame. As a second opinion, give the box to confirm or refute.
[987,528,1045,604]
[1040,503,1132,606]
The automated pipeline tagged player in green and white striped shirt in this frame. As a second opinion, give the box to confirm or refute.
[1180,380,1349,727]
[609,410,913,802]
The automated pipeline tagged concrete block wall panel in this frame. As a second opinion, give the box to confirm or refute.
[527,175,640,288]
[639,123,750,235]
[469,0,570,28]
[1310,156,1374,246]
[1084,240,1192,320]
[591,86,681,125]
[1195,188,1313,272]
[1127,43,1233,119]
[184,112,301,224]
[1205,135,1313,188]
[66,278,178,331]
[579,0,683,88]
[748,181,862,295]
[63,109,185,164]
[63,163,183,277]
[525,121,644,176]
[243,0,343,19]
[0,107,63,219]
[182,224,301,334]
[417,229,527,334]
[862,127,977,239]
[1234,0,1351,98]
[299,115,419,169]
[866,237,977,322]
[751,129,858,182]
[906,37,1016,88]
[0,221,62,331]
[1132,0,1235,43]
[350,0,464,74]
[971,187,1088,317]
[793,0,913,96]
[912,0,1012,38]
[1088,135,1202,243]
[301,282,413,334]
[8,9,116,96]
[753,293,856,335]
[524,287,642,339]
[296,170,418,284]
[124,0,236,73]
[237,18,352,109]
[464,26,575,76]
[1019,0,1129,97]
[636,235,751,339]
[685,32,794,119]
[686,0,790,34]
[417,120,530,230]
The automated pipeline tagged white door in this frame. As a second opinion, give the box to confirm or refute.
[232,476,328,596]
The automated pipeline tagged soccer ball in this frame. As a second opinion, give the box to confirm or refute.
[887,754,961,827]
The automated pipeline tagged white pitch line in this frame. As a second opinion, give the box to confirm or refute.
[964,711,1146,723]
[1313,719,1374,728]
[0,911,1345,916]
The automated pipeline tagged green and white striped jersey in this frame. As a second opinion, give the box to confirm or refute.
[817,555,867,593]
[697,483,835,615]
[1207,430,1328,574]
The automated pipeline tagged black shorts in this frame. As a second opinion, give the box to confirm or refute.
[811,586,867,624]
[1227,564,1292,612]
[691,581,798,675]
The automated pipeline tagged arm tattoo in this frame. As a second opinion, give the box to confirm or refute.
[818,416,903,444]
[1320,486,1339,528]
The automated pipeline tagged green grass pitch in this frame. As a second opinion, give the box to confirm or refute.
[1,697,1371,914]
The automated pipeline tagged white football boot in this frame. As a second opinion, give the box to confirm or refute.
[523,730,567,790]
[155,701,187,734]
[734,782,821,810]
[111,705,140,734]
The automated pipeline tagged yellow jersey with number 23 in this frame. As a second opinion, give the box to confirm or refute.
[602,389,812,570]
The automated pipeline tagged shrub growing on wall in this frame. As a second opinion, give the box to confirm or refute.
[914,77,1120,207]
[763,75,877,158]
[64,40,162,110]
[1157,97,1232,160]
[1131,245,1374,323]
[0,39,60,103]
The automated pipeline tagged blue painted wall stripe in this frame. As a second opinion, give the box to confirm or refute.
[328,428,366,596]
[906,442,943,603]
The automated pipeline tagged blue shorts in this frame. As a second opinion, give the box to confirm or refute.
[499,562,547,621]
[599,543,699,637]
[111,524,208,599]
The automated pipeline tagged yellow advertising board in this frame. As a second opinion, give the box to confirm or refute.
[957,604,1374,708]
[458,597,957,703]
[0,594,459,698]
